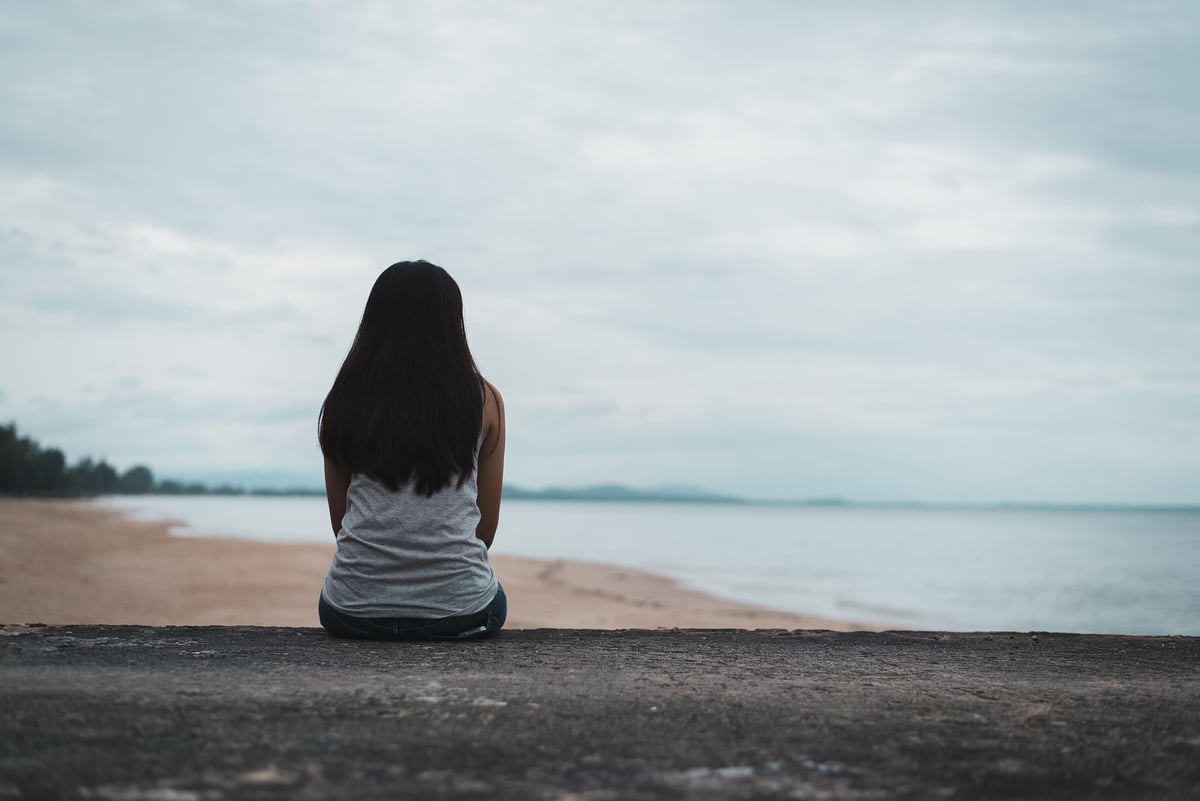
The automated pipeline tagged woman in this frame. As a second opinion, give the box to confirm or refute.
[317,260,507,640]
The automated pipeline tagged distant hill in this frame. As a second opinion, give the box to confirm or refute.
[501,483,746,504]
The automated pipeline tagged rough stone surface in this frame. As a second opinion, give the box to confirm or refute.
[1,625,1198,800]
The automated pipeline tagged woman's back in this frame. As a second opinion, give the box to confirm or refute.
[322,468,497,619]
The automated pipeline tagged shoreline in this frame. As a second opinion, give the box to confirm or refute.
[0,498,872,630]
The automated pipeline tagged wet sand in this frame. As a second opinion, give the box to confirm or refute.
[0,498,868,630]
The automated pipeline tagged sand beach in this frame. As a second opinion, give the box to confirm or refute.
[0,498,865,630]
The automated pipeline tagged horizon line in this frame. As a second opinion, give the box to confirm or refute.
[125,477,1200,512]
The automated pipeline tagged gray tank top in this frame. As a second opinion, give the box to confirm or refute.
[321,466,498,619]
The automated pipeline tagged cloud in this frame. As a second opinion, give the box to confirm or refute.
[1,1,1197,502]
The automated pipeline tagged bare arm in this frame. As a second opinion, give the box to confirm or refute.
[475,381,506,549]
[324,457,351,537]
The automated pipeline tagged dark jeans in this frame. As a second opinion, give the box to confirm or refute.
[318,585,507,641]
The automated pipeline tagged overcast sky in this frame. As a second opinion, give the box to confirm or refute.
[2,1,1197,503]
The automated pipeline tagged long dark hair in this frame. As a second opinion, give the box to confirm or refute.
[318,260,483,496]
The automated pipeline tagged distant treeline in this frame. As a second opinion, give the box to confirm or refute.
[0,423,315,497]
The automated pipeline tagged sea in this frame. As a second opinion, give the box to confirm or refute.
[100,495,1200,636]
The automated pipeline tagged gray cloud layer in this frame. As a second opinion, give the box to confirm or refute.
[2,1,1197,502]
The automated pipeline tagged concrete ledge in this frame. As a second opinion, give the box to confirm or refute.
[2,626,1198,800]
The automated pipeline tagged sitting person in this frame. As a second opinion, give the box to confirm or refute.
[317,260,506,640]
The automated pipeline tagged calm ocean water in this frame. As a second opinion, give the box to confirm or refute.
[101,495,1200,635]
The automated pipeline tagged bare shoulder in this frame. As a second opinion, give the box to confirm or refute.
[480,378,505,458]
[482,379,505,413]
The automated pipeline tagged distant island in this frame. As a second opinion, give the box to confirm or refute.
[501,483,745,504]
